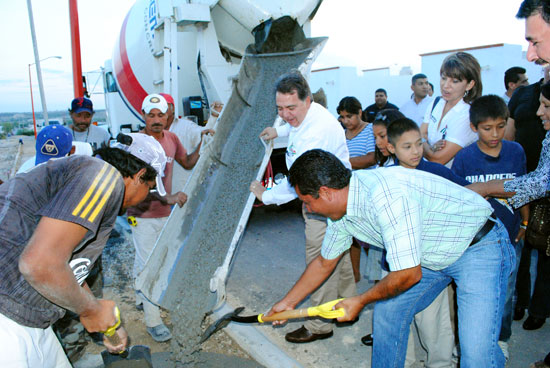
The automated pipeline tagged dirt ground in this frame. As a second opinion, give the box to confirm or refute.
[0,135,35,180]
[81,220,254,364]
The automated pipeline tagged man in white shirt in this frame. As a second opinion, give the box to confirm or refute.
[250,71,356,343]
[68,97,111,150]
[400,73,433,126]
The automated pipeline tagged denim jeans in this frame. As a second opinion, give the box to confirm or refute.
[372,220,514,368]
[500,238,523,341]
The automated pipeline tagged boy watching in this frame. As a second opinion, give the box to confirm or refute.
[451,94,528,359]
[386,118,456,368]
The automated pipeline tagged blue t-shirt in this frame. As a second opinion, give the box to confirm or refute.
[451,140,527,242]
[395,159,516,242]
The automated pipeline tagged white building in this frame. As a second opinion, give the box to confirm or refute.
[310,43,544,117]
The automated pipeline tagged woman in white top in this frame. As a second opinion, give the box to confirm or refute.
[421,52,482,168]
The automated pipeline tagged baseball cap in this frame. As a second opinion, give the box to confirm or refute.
[159,93,174,105]
[142,94,168,114]
[112,133,167,196]
[71,97,94,114]
[35,125,73,165]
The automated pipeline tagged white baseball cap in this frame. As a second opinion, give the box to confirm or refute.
[112,133,167,196]
[142,94,168,114]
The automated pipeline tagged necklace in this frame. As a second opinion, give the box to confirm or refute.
[72,126,90,142]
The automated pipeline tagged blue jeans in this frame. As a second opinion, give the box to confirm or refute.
[500,238,523,341]
[372,220,514,368]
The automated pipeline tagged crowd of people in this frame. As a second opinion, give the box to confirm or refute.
[250,1,550,368]
[1,0,550,367]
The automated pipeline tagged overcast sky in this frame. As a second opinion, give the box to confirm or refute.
[0,0,528,113]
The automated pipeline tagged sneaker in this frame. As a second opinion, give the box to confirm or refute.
[498,340,509,362]
[147,324,172,342]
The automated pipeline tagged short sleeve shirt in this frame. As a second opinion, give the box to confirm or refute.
[127,131,187,218]
[321,167,492,271]
[71,125,111,150]
[347,124,375,158]
[0,156,125,328]
[424,98,477,168]
[452,141,526,239]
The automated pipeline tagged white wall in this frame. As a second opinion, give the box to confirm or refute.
[310,43,544,118]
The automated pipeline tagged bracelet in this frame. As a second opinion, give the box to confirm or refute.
[522,220,528,226]
[520,224,527,230]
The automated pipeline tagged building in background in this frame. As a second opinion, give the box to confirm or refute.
[310,43,543,117]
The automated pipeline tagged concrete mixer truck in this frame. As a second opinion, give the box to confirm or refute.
[102,0,323,135]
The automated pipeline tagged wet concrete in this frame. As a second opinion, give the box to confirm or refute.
[168,50,315,363]
[136,36,327,364]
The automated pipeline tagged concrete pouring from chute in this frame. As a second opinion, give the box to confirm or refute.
[100,0,329,362]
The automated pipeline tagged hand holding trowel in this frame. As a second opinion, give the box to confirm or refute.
[100,306,153,367]
[201,298,346,343]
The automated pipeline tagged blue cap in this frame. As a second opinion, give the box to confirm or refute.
[35,125,73,165]
[71,97,94,114]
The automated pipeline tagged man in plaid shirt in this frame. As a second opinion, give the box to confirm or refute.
[268,149,514,368]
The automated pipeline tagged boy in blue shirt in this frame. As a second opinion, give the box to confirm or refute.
[451,94,528,359]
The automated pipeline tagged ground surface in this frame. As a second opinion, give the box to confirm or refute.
[0,135,35,180]
[75,217,259,367]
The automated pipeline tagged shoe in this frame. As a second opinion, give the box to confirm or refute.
[285,326,333,343]
[335,317,359,327]
[136,303,143,311]
[498,340,509,362]
[523,315,546,330]
[514,306,525,321]
[361,333,373,346]
[147,324,172,342]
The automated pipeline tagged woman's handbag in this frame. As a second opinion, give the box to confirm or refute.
[526,197,550,256]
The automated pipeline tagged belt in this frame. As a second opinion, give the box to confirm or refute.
[469,213,497,247]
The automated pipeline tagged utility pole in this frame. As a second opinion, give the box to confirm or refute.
[26,0,50,125]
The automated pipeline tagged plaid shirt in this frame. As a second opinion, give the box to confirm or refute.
[322,167,492,271]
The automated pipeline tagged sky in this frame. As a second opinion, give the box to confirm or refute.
[0,0,529,113]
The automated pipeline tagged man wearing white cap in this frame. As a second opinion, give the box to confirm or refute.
[0,135,167,367]
[127,93,201,342]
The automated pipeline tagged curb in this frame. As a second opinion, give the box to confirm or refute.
[213,303,303,368]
